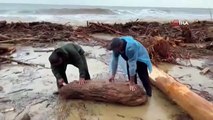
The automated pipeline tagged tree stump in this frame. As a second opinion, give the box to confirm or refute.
[59,80,147,106]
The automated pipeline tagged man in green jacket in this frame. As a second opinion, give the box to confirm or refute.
[49,43,91,89]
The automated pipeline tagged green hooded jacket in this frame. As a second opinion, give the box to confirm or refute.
[49,43,87,80]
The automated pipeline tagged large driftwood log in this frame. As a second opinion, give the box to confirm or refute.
[59,80,147,106]
[150,66,213,120]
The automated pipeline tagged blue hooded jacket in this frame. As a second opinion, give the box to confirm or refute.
[111,36,152,77]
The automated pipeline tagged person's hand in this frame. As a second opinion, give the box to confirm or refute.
[109,75,115,82]
[79,78,86,85]
[129,83,137,91]
[58,79,64,85]
[58,79,66,88]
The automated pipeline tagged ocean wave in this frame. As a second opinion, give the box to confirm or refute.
[19,8,116,15]
[0,5,211,23]
[0,7,171,16]
[112,8,169,16]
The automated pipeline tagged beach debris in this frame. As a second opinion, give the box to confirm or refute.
[0,98,12,103]
[117,114,125,118]
[0,44,16,63]
[0,44,16,55]
[179,26,194,43]
[0,34,10,41]
[206,42,213,50]
[0,20,212,64]
[30,99,48,106]
[1,107,15,113]
[16,113,31,120]
[0,86,3,91]
[15,107,31,120]
[0,56,47,68]
[8,89,33,94]
[0,20,6,27]
[34,49,54,52]
[200,67,211,75]
[85,22,125,35]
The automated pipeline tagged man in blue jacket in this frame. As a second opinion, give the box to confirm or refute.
[108,36,152,96]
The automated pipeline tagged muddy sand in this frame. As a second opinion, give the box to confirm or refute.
[0,43,187,120]
[0,42,212,120]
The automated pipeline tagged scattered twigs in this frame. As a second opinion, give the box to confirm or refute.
[8,89,33,94]
[0,56,48,68]
[0,37,39,44]
[0,107,15,113]
[34,49,54,52]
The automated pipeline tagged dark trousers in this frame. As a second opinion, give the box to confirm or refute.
[80,54,91,80]
[127,61,152,96]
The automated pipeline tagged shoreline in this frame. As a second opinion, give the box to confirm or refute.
[0,18,212,27]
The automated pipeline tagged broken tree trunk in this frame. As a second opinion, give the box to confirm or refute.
[149,66,213,120]
[59,80,147,106]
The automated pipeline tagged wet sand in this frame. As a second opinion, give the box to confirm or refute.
[158,58,213,96]
[57,87,184,120]
[0,43,187,120]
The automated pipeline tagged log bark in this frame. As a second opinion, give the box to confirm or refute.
[149,66,213,120]
[59,80,147,106]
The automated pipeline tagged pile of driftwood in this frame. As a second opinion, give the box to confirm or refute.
[79,20,213,42]
[0,44,16,63]
[0,20,212,64]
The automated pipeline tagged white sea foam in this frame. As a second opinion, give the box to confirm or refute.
[0,3,212,25]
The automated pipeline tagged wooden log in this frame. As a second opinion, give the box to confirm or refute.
[150,66,213,120]
[59,80,147,106]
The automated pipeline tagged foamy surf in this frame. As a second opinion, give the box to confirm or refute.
[0,3,212,25]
